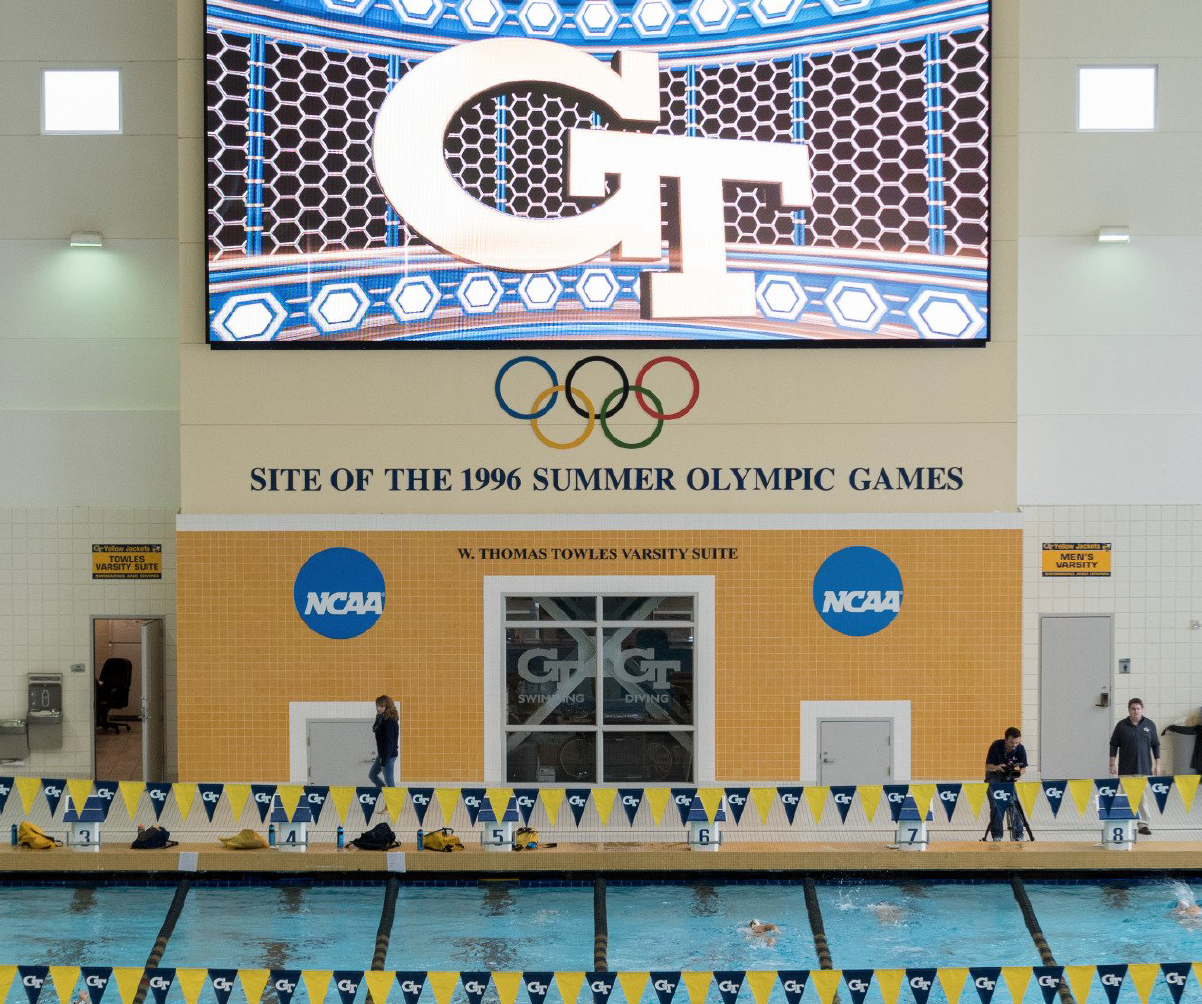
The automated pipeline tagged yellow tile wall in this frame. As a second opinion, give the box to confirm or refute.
[176,529,1021,782]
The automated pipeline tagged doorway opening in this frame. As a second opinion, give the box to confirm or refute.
[92,617,166,782]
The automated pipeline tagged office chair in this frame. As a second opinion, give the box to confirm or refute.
[95,657,133,733]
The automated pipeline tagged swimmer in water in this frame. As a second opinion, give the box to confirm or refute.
[747,919,779,946]
[868,901,905,925]
[1173,899,1201,918]
[1168,881,1202,922]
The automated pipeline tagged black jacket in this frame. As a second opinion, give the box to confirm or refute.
[373,714,399,759]
[1164,717,1202,773]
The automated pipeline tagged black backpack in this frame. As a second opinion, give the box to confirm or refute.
[131,825,178,849]
[350,822,400,850]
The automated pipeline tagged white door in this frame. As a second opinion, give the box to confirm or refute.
[818,718,892,785]
[141,619,166,781]
[307,718,378,785]
[1040,614,1112,778]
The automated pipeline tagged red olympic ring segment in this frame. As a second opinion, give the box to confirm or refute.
[494,355,700,449]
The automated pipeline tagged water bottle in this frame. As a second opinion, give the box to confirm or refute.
[336,825,344,849]
[10,823,16,846]
[268,823,276,847]
[416,828,424,851]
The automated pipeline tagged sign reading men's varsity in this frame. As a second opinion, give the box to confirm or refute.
[204,0,989,346]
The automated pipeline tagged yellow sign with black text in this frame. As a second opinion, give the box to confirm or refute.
[92,544,162,580]
[1042,542,1111,577]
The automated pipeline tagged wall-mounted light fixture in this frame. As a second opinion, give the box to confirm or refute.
[1097,227,1131,244]
[69,232,105,248]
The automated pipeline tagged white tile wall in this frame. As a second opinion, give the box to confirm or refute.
[1022,504,1202,768]
[0,505,177,779]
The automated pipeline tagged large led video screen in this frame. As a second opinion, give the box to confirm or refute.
[205,0,990,346]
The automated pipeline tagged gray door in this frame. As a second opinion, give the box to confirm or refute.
[1040,614,1112,779]
[140,619,166,782]
[818,718,892,785]
[307,718,378,785]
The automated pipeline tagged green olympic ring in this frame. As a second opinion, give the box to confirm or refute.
[599,385,664,450]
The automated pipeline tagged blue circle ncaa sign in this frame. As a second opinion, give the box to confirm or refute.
[812,546,903,637]
[294,547,385,639]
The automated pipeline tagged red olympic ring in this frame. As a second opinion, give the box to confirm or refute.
[635,356,700,421]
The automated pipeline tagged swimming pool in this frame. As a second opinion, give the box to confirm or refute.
[3,877,1200,1004]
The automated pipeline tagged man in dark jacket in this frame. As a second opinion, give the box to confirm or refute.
[1163,708,1202,774]
[1109,697,1159,835]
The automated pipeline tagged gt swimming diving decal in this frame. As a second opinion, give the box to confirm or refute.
[813,546,903,637]
[294,547,385,639]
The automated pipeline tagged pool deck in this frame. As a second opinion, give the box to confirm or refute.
[3,840,1201,875]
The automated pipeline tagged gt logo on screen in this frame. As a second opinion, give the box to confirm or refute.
[813,545,904,637]
[373,38,812,320]
[293,547,385,640]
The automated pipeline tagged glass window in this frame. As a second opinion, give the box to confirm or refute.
[506,596,597,621]
[506,731,596,783]
[601,627,693,726]
[505,627,595,726]
[603,595,694,621]
[43,70,122,134]
[1078,66,1157,131]
[603,731,692,783]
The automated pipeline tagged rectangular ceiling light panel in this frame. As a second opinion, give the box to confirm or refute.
[43,69,122,134]
[1078,66,1157,131]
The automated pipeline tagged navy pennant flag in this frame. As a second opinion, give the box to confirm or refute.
[777,786,802,824]
[334,972,363,1004]
[778,973,808,1004]
[271,971,301,1004]
[462,788,487,825]
[1161,963,1191,1004]
[935,784,962,821]
[618,789,644,825]
[513,788,539,825]
[80,968,111,1004]
[907,970,937,1004]
[356,786,381,824]
[197,783,224,821]
[566,788,592,825]
[93,781,118,820]
[714,972,744,1004]
[18,967,49,1004]
[524,973,554,1004]
[883,784,909,822]
[1094,778,1118,814]
[831,786,857,823]
[251,784,278,822]
[461,973,491,1004]
[988,783,1015,817]
[843,971,874,1004]
[671,789,697,825]
[302,785,329,822]
[587,972,617,1004]
[408,788,434,825]
[1033,968,1063,1004]
[146,969,176,1004]
[969,968,1001,1004]
[41,779,66,816]
[396,973,426,1004]
[1096,965,1126,1004]
[0,776,12,814]
[146,784,172,820]
[209,971,238,1004]
[724,788,750,824]
[1149,776,1175,813]
[650,973,681,1004]
[1041,781,1066,817]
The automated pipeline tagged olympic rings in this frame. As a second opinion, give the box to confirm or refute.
[493,354,700,450]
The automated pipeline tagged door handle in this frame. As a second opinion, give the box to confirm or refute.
[822,754,834,763]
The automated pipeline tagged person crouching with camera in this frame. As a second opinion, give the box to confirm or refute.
[985,727,1028,840]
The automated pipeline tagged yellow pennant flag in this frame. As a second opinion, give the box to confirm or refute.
[66,779,93,818]
[276,785,304,821]
[939,969,968,1004]
[112,969,144,1004]
[119,782,145,820]
[541,788,566,826]
[303,971,333,1004]
[643,788,669,825]
[382,787,407,821]
[593,788,618,825]
[618,972,649,1004]
[697,788,724,824]
[1062,967,1094,1004]
[858,786,882,822]
[811,971,842,1004]
[173,783,198,822]
[1015,783,1041,820]
[240,970,269,1004]
[225,784,251,821]
[1128,965,1158,1004]
[961,783,988,819]
[365,971,394,1004]
[487,788,515,823]
[329,787,355,824]
[804,786,829,825]
[874,970,904,1004]
[1001,968,1030,1004]
[745,972,776,1004]
[15,776,41,813]
[1193,965,1202,998]
[751,788,777,823]
[177,969,208,1004]
[681,973,713,1004]
[50,966,80,1004]
[0,968,15,1004]
[434,789,460,825]
[493,973,523,1004]
[428,974,458,1004]
[909,784,935,819]
[556,973,585,1004]
[1120,776,1147,813]
[1177,774,1200,812]
[1067,779,1094,815]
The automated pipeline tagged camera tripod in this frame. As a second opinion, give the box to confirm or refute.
[979,781,1036,842]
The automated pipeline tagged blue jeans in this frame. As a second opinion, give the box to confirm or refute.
[369,755,396,788]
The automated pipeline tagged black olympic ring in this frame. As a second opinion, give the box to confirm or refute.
[564,356,629,420]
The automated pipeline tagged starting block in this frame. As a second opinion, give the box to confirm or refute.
[63,796,107,850]
[894,795,932,850]
[686,795,725,851]
[1099,790,1138,850]
[479,796,519,851]
[270,796,313,849]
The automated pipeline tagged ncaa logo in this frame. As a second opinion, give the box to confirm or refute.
[294,547,385,640]
[813,546,903,637]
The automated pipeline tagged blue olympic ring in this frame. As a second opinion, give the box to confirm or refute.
[494,355,558,420]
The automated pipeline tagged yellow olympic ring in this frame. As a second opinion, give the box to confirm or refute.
[529,384,595,450]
